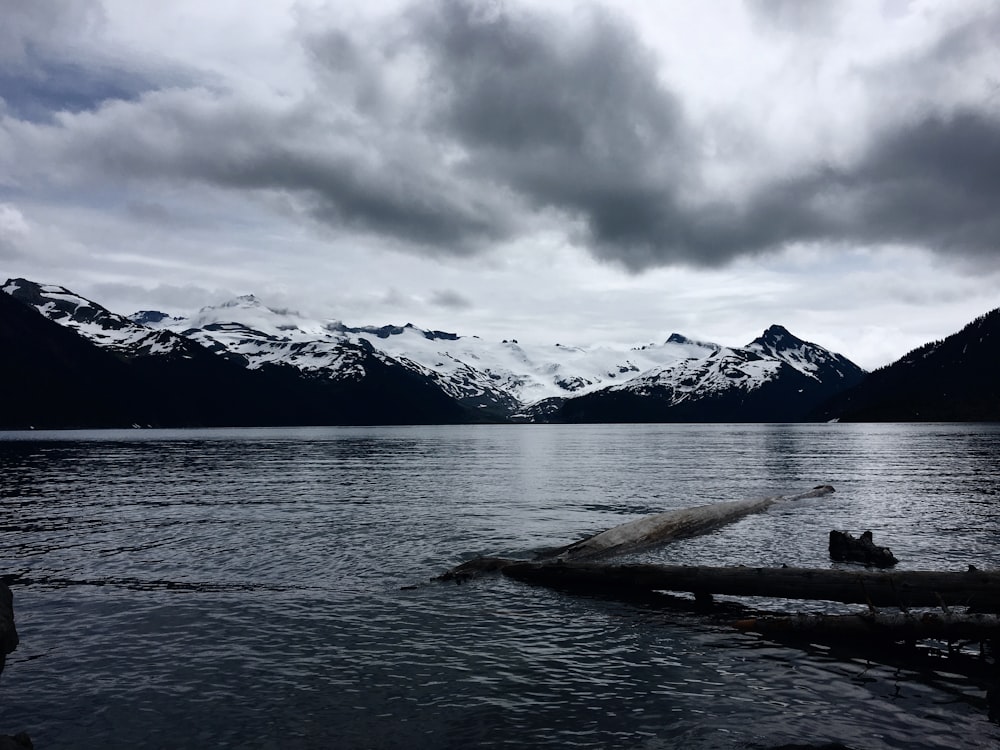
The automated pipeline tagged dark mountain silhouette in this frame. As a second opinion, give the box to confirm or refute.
[0,290,146,428]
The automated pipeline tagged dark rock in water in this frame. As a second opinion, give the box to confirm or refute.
[0,584,30,749]
[0,582,18,678]
[829,530,899,568]
[0,734,32,750]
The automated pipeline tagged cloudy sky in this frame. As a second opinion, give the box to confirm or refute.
[2,0,999,369]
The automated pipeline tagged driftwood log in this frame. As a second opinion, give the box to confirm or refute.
[500,562,1000,611]
[829,530,898,567]
[546,485,835,561]
[435,484,1000,654]
[438,485,835,581]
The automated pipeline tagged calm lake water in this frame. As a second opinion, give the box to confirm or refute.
[2,423,1000,749]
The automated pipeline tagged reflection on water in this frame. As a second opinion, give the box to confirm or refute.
[1,424,1000,749]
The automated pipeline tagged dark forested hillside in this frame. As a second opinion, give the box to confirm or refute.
[815,308,1000,421]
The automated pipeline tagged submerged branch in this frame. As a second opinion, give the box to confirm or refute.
[734,611,1000,643]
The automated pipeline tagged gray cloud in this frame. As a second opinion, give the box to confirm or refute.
[405,1,698,266]
[85,281,228,314]
[0,0,161,123]
[0,0,105,66]
[0,59,156,124]
[744,0,840,34]
[0,203,28,259]
[4,0,1000,273]
[430,289,473,310]
[124,199,183,228]
[813,110,1000,255]
[622,109,1000,264]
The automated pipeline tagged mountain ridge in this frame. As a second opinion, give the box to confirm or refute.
[0,276,889,426]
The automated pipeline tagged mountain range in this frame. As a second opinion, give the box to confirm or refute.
[1,277,995,427]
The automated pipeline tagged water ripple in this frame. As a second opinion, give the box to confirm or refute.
[2,424,1000,748]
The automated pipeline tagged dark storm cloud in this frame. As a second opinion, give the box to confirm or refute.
[814,110,1000,254]
[690,110,1000,260]
[411,1,686,156]
[294,0,698,259]
[339,0,1000,267]
[397,0,711,266]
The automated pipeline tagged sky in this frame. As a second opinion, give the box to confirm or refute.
[1,0,999,370]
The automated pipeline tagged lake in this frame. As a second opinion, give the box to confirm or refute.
[1,423,1000,749]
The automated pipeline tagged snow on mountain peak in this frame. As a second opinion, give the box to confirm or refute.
[3,277,139,334]
[747,324,854,380]
[130,310,177,327]
[1,277,203,356]
[216,294,274,311]
[3,277,865,417]
[177,296,336,343]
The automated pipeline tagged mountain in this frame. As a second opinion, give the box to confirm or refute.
[1,279,199,358]
[0,279,471,427]
[140,295,756,417]
[550,325,866,423]
[1,277,868,427]
[148,296,866,423]
[0,287,147,428]
[815,308,1000,421]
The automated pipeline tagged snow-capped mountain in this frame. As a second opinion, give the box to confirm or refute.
[2,278,868,424]
[2,279,203,359]
[554,325,867,423]
[136,292,765,415]
[747,324,860,381]
[0,278,472,427]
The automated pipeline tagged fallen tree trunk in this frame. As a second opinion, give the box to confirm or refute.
[543,485,835,561]
[501,562,1000,611]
